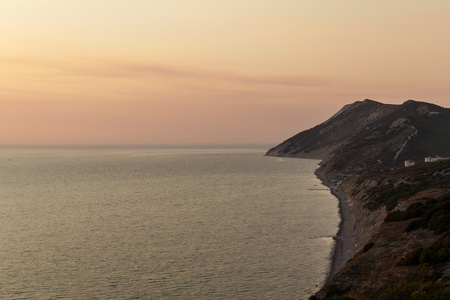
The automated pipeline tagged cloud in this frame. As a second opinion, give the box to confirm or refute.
[1,54,323,88]
[101,61,322,87]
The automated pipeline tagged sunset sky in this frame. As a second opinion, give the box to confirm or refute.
[1,1,449,145]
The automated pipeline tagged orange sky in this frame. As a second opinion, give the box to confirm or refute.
[1,1,449,145]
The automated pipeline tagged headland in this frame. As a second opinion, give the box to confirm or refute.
[267,99,450,299]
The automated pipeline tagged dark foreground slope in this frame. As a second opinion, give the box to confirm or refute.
[315,160,450,299]
[266,100,450,299]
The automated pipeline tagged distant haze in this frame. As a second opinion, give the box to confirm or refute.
[1,1,449,145]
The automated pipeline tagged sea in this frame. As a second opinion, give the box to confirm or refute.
[0,146,339,299]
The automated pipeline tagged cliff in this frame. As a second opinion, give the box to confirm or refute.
[266,100,450,299]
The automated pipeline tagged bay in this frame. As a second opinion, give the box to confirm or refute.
[0,146,339,299]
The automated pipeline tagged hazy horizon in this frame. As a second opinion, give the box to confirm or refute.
[2,1,450,145]
[0,143,275,148]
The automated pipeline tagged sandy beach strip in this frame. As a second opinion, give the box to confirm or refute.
[327,184,356,277]
[315,170,357,280]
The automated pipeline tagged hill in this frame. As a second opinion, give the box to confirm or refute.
[266,100,450,299]
[267,99,450,180]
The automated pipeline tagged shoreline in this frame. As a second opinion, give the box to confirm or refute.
[327,182,356,278]
[315,169,357,281]
[267,154,359,290]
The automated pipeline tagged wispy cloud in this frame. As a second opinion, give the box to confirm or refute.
[1,55,324,88]
[100,61,321,87]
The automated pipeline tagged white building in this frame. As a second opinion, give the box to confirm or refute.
[425,155,450,163]
[405,160,415,167]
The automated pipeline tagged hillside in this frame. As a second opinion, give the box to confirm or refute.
[266,100,450,299]
[315,160,450,299]
[267,99,450,180]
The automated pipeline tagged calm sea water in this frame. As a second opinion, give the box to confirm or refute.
[0,146,339,299]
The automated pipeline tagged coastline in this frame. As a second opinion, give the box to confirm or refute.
[265,154,359,289]
[315,169,357,280]
[327,182,356,278]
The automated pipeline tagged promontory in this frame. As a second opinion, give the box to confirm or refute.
[267,99,450,299]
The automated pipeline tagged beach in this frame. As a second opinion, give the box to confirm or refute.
[327,184,357,277]
[315,170,357,280]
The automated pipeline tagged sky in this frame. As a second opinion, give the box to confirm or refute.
[1,0,449,145]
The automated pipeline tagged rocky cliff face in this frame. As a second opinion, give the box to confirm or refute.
[266,99,450,299]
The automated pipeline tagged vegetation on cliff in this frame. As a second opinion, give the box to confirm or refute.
[314,160,450,299]
[362,159,450,211]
